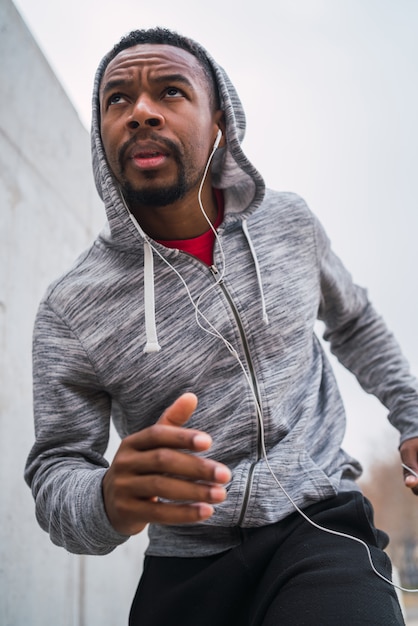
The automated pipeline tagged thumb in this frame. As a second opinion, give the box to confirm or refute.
[158,393,198,428]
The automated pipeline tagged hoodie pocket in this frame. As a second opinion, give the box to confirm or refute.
[240,449,339,527]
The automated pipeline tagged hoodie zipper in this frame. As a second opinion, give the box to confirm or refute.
[209,264,263,526]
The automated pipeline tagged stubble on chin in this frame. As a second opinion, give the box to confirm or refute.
[118,139,189,209]
[121,174,188,209]
[117,135,207,211]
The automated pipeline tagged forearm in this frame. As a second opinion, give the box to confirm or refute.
[315,216,418,442]
[26,301,129,554]
[325,301,418,431]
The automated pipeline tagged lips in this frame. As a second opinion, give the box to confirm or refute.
[125,141,171,171]
[131,151,168,169]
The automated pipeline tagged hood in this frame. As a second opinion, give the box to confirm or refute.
[90,35,266,248]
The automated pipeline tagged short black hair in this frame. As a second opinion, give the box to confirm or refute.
[102,27,220,109]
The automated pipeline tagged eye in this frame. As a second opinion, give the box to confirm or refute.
[108,93,126,106]
[164,87,184,98]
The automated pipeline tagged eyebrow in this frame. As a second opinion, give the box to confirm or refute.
[153,73,195,89]
[101,73,195,98]
[101,79,128,98]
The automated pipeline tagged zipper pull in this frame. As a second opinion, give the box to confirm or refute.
[210,264,223,285]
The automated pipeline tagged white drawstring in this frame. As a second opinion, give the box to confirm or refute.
[242,218,269,325]
[142,238,161,353]
[127,212,161,353]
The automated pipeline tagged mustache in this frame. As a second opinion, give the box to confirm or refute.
[118,133,181,171]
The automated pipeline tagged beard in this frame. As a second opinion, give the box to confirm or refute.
[118,134,202,209]
[121,168,188,208]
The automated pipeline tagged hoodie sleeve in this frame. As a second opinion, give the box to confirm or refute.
[24,300,130,555]
[315,216,418,445]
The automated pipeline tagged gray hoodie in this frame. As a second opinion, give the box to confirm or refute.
[25,36,418,557]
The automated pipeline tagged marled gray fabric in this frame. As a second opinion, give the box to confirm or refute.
[25,37,418,557]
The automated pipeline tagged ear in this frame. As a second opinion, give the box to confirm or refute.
[213,110,226,148]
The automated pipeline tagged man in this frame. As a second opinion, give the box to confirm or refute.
[25,27,418,624]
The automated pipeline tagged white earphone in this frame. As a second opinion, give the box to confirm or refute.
[213,128,222,150]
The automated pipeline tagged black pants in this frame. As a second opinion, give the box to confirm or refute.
[129,492,404,625]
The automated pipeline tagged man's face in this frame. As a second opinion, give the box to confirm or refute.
[99,44,223,209]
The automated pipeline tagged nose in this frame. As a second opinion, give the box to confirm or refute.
[127,96,164,130]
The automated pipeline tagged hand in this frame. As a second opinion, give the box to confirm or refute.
[400,437,418,495]
[102,393,231,535]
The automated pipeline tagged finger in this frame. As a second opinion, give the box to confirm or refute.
[404,475,418,490]
[402,465,418,492]
[400,439,418,494]
[120,501,216,534]
[404,478,418,497]
[130,474,228,504]
[158,393,198,428]
[402,462,418,480]
[127,423,213,454]
[145,501,216,525]
[116,447,232,485]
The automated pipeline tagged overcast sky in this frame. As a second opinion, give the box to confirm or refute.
[12,0,418,470]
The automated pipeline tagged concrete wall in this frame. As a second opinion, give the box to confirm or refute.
[0,1,147,623]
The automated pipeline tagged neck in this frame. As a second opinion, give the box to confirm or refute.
[129,181,218,240]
